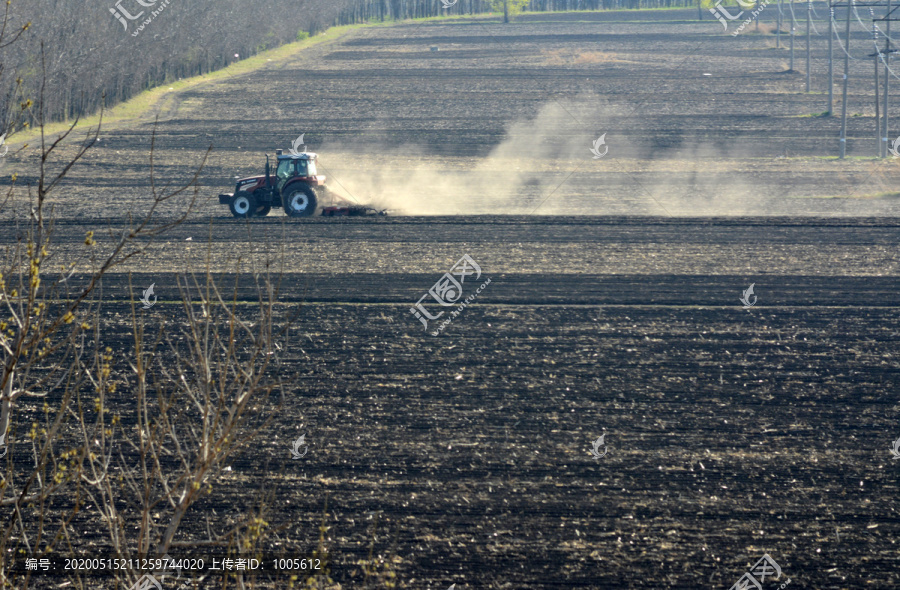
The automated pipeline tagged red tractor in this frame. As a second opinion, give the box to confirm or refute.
[219,150,327,217]
[219,150,385,218]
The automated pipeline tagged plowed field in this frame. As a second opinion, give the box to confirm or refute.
[4,6,900,589]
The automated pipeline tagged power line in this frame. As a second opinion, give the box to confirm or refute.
[831,0,900,156]
[831,14,859,58]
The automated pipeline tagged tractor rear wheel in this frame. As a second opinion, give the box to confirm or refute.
[282,185,318,217]
[230,191,256,218]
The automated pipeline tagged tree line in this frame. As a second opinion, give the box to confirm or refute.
[347,0,696,22]
[2,0,697,130]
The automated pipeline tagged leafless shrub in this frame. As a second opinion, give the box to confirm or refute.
[0,40,319,590]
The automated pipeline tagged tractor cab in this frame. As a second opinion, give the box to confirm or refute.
[274,152,318,192]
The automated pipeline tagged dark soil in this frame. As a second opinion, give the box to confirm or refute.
[3,6,900,589]
[7,216,900,589]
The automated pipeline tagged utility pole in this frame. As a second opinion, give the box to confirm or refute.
[790,13,795,71]
[788,0,797,71]
[806,0,812,91]
[777,0,783,48]
[882,0,892,157]
[828,6,834,113]
[873,19,882,154]
[840,0,853,158]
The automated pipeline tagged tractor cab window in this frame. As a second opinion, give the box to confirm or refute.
[294,159,309,177]
[276,159,293,180]
[306,159,317,176]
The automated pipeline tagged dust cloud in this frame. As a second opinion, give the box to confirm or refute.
[317,100,590,215]
[314,98,888,216]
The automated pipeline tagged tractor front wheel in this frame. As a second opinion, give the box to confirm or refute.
[255,205,272,217]
[229,191,256,218]
[282,185,318,217]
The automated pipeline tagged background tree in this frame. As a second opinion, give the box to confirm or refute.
[1,0,700,128]
[491,0,533,22]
